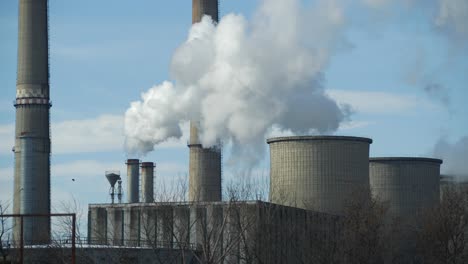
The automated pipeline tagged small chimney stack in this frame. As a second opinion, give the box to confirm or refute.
[141,162,155,203]
[126,159,140,203]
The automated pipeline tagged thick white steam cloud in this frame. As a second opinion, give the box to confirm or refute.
[433,136,468,179]
[124,0,350,157]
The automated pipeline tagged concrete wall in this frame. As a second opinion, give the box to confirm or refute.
[370,157,442,218]
[88,201,340,264]
[268,136,372,214]
[6,247,197,264]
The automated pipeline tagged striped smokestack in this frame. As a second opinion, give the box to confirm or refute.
[188,0,222,202]
[13,0,51,244]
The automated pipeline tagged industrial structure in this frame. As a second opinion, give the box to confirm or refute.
[105,171,121,204]
[369,157,442,218]
[6,0,452,262]
[126,159,140,203]
[188,0,222,202]
[141,162,155,203]
[267,136,372,214]
[88,201,339,264]
[192,0,219,24]
[13,0,51,244]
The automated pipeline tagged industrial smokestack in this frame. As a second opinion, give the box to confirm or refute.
[192,0,219,24]
[126,159,140,203]
[141,162,155,203]
[188,0,222,202]
[13,0,51,244]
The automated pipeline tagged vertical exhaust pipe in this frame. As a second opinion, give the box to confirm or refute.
[126,159,140,203]
[141,162,155,203]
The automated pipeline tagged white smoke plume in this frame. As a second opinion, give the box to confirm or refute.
[124,0,350,159]
[361,0,468,45]
[433,136,468,179]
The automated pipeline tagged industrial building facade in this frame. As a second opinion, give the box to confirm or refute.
[88,201,340,264]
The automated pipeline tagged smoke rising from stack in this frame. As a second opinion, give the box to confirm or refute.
[433,136,468,180]
[124,0,350,160]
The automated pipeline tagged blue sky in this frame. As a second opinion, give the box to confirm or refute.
[1,0,467,217]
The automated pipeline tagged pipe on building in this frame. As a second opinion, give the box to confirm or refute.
[126,159,140,203]
[141,162,155,203]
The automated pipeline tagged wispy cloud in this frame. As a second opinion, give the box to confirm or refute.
[0,114,188,155]
[327,89,440,115]
[52,114,124,154]
[338,120,373,130]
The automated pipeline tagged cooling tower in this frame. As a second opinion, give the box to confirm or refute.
[369,157,442,218]
[192,0,219,24]
[126,159,140,203]
[13,0,51,244]
[188,1,222,202]
[141,162,155,203]
[267,136,373,215]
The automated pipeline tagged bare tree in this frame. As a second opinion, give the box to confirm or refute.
[416,185,468,264]
[0,201,13,263]
[338,189,393,264]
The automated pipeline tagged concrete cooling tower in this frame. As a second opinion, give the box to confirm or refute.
[267,136,372,215]
[369,157,442,218]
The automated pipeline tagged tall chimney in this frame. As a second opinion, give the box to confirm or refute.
[13,0,51,244]
[126,159,140,203]
[141,162,155,203]
[188,0,222,202]
[192,0,219,24]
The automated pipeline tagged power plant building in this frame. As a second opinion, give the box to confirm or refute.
[88,201,340,264]
[188,0,222,202]
[267,136,372,215]
[13,0,52,244]
[7,0,451,262]
[369,157,442,218]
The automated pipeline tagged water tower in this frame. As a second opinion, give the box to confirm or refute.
[105,171,121,204]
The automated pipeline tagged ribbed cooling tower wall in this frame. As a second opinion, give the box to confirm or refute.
[267,136,372,215]
[141,162,155,203]
[126,159,140,203]
[369,157,442,217]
